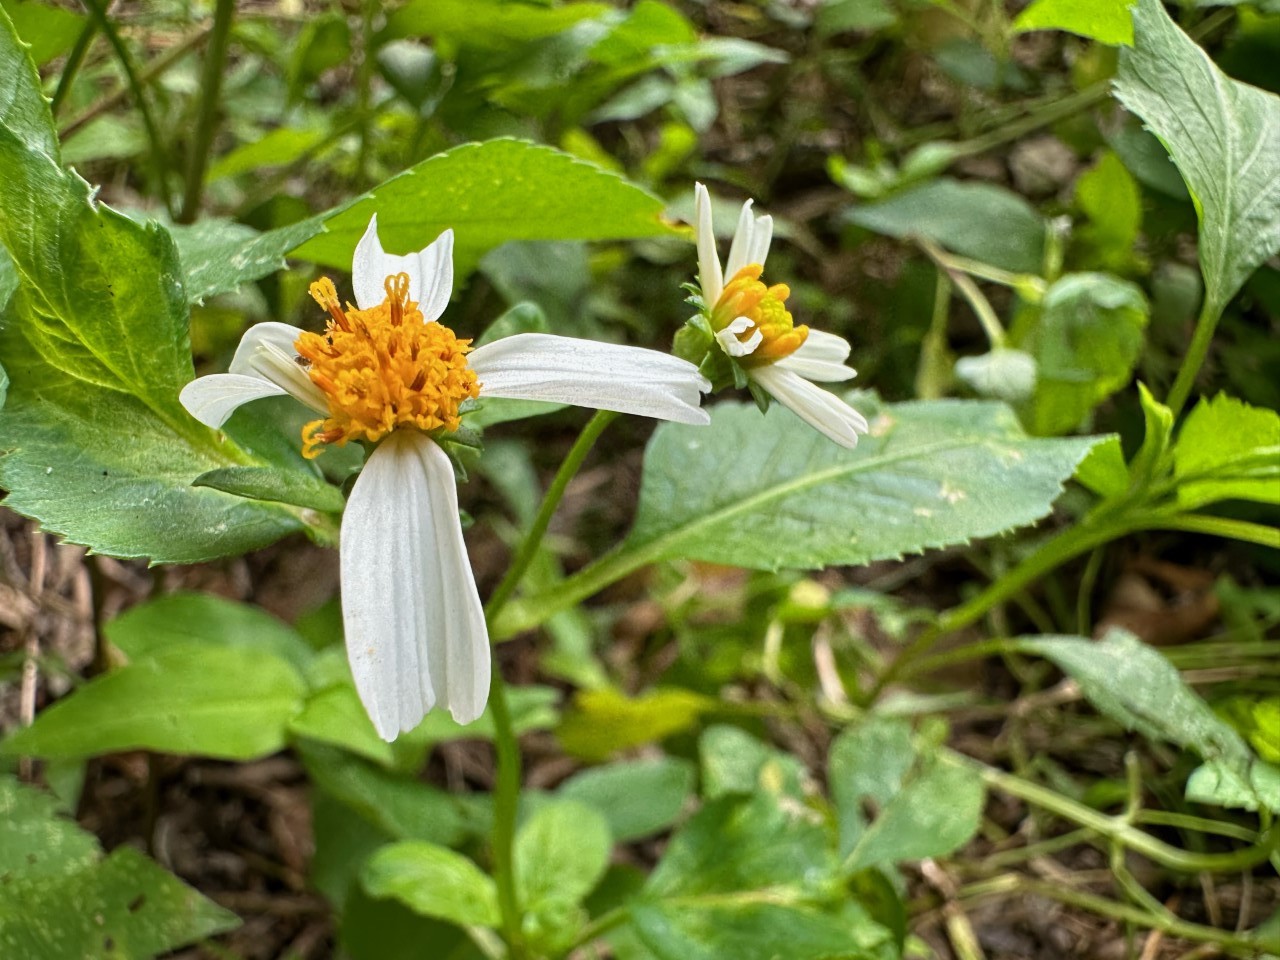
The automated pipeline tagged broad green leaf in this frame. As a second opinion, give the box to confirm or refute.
[290,682,394,766]
[699,725,808,801]
[0,644,307,760]
[1019,629,1254,771]
[362,842,499,929]
[169,216,326,303]
[645,792,834,899]
[293,140,673,275]
[388,0,610,48]
[0,846,238,958]
[630,901,892,960]
[816,0,897,36]
[557,687,715,761]
[0,4,57,156]
[1025,273,1149,435]
[627,396,1100,572]
[1186,760,1280,813]
[847,177,1046,274]
[559,757,695,842]
[193,465,346,513]
[298,743,466,847]
[516,800,613,909]
[1,1,84,66]
[0,776,98,881]
[1074,152,1144,273]
[1074,434,1129,499]
[105,592,316,674]
[830,717,984,871]
[1115,0,1280,316]
[1013,0,1133,46]
[1173,393,1280,509]
[0,89,307,562]
[207,126,332,182]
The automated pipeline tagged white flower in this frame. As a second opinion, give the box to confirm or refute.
[180,215,710,740]
[693,183,869,449]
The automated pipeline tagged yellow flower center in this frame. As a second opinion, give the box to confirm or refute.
[710,264,808,365]
[295,273,480,459]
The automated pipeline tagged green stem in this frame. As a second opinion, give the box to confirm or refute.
[1157,512,1280,549]
[81,0,175,218]
[486,670,526,958]
[1165,299,1221,419]
[178,0,236,223]
[481,409,618,959]
[968,758,1280,874]
[486,410,619,621]
[355,0,376,186]
[51,20,98,115]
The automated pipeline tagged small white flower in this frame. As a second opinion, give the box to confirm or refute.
[693,183,869,449]
[180,215,710,741]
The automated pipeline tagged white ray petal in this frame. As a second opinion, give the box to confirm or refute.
[792,328,852,363]
[341,431,490,740]
[227,321,328,413]
[724,199,757,279]
[352,214,455,320]
[773,329,856,382]
[715,317,763,358]
[470,333,711,425]
[179,374,287,429]
[747,213,774,267]
[749,364,869,449]
[694,183,724,306]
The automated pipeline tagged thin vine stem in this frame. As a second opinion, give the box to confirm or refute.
[51,20,98,115]
[178,0,236,223]
[481,408,619,959]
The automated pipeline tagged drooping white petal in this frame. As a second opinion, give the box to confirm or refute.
[724,199,757,279]
[773,328,856,382]
[694,183,724,307]
[749,364,869,450]
[470,333,711,425]
[227,321,329,413]
[715,317,763,358]
[179,374,288,429]
[352,214,455,321]
[341,431,490,740]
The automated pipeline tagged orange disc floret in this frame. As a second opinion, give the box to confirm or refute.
[709,264,808,366]
[296,273,480,458]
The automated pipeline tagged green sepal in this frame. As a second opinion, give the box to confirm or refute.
[747,380,773,414]
[673,315,713,365]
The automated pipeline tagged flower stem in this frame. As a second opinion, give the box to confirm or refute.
[178,0,236,223]
[1164,299,1221,420]
[482,408,618,958]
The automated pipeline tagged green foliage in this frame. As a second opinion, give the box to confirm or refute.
[293,139,675,275]
[700,724,808,800]
[361,842,500,928]
[846,178,1047,274]
[1074,152,1145,274]
[1025,273,1149,435]
[1115,0,1280,317]
[829,718,984,869]
[1013,0,1133,46]
[1173,394,1280,509]
[629,395,1100,571]
[516,801,613,951]
[168,216,325,303]
[558,757,695,841]
[0,777,237,959]
[558,687,714,760]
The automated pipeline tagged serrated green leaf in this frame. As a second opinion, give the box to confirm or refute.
[169,215,326,304]
[104,592,316,674]
[1173,393,1280,509]
[1013,0,1133,46]
[193,465,345,513]
[0,846,238,959]
[0,643,307,760]
[847,177,1046,274]
[1186,760,1280,813]
[1,0,85,67]
[628,396,1100,571]
[1019,629,1254,771]
[0,3,58,156]
[292,139,673,275]
[516,800,613,909]
[0,112,306,562]
[1115,0,1280,316]
[1025,273,1149,435]
[361,841,500,929]
[559,757,695,842]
